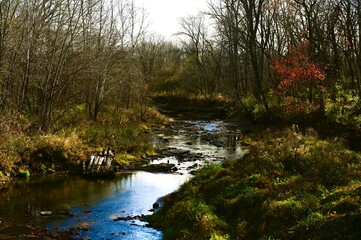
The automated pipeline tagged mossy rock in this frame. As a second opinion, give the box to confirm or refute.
[18,169,30,178]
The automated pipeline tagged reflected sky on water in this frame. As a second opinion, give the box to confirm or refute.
[0,172,189,239]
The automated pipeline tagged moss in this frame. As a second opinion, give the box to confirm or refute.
[210,232,230,240]
[18,169,30,178]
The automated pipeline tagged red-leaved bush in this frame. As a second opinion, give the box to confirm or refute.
[272,41,327,115]
[273,41,326,95]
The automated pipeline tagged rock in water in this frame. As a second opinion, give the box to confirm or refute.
[40,211,53,216]
[139,163,176,173]
[153,202,160,209]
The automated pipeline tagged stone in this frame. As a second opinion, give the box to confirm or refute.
[40,211,53,216]
[153,202,160,209]
[139,163,176,173]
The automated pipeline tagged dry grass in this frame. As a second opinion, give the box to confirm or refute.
[0,107,168,181]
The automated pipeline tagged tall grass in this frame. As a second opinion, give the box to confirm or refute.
[0,106,169,178]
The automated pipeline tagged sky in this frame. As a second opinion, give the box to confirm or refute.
[134,0,209,40]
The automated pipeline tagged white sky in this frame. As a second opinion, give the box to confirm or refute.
[135,0,209,40]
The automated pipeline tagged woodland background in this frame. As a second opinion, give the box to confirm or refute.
[0,0,360,130]
[1,0,361,176]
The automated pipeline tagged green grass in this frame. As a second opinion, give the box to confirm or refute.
[149,127,361,239]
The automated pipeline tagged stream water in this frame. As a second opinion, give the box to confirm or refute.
[0,120,244,239]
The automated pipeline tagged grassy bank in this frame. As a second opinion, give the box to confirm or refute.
[149,127,361,239]
[0,106,170,184]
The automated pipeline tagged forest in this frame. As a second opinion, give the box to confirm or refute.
[1,0,361,131]
[1,0,361,239]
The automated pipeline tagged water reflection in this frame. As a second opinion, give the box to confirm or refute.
[1,174,128,220]
[0,172,189,239]
[154,120,244,162]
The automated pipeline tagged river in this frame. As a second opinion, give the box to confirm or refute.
[0,120,244,239]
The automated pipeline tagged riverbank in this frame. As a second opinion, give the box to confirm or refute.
[0,107,171,188]
[148,124,361,239]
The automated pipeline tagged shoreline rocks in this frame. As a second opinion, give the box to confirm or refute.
[137,163,177,173]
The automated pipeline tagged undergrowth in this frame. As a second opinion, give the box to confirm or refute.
[0,106,169,181]
[149,127,361,239]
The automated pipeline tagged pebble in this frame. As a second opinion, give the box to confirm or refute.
[40,211,53,216]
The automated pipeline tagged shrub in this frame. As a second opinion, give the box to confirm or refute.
[160,198,221,240]
[325,83,361,128]
[16,133,89,172]
[0,120,26,175]
[262,198,309,228]
[81,118,154,157]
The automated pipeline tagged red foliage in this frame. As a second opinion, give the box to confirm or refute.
[273,42,326,94]
[283,97,319,114]
[272,41,327,115]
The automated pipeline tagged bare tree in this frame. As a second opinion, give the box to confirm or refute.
[209,0,245,103]
[0,0,20,113]
[116,0,148,110]
[178,14,224,101]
